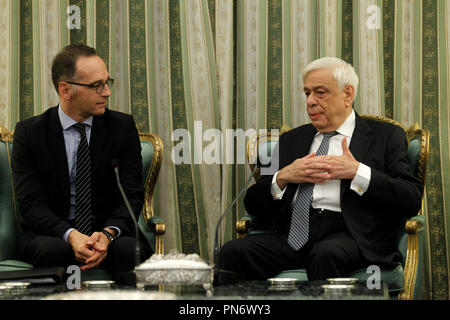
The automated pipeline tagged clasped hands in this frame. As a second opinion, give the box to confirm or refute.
[68,229,113,270]
[276,138,360,190]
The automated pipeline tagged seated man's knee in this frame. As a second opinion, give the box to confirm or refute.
[31,237,72,268]
[307,242,349,280]
[105,236,150,274]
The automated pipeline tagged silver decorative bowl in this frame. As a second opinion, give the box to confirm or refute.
[134,252,213,287]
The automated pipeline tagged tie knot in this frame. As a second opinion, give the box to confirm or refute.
[322,131,338,139]
[73,123,86,135]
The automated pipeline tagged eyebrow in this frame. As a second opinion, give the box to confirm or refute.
[303,85,328,91]
[89,75,110,85]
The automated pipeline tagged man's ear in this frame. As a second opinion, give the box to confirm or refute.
[59,82,72,101]
[343,85,355,107]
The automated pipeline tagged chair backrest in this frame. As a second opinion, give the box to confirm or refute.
[0,125,164,260]
[247,125,290,181]
[138,132,163,223]
[137,131,164,253]
[0,127,18,261]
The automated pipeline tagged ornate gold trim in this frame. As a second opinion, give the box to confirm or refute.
[0,126,17,219]
[399,230,420,300]
[360,114,407,132]
[405,219,424,234]
[138,131,165,255]
[399,127,429,300]
[0,125,14,142]
[236,219,250,238]
[246,125,290,181]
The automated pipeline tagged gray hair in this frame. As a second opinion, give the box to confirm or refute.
[302,57,359,99]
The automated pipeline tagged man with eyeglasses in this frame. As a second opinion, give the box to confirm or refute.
[12,44,152,277]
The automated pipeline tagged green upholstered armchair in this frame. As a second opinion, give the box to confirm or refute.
[0,126,165,277]
[237,116,429,300]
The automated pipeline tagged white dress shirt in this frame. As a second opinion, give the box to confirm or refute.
[271,110,371,212]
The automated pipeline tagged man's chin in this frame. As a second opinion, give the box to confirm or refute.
[311,119,327,130]
[94,106,107,115]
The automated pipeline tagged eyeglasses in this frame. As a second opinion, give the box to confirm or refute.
[64,77,114,94]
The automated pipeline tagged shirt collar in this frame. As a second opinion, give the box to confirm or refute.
[58,104,93,130]
[315,109,355,137]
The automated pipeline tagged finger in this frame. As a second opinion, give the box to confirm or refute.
[74,253,88,264]
[86,232,101,247]
[303,152,317,160]
[84,250,105,266]
[302,177,326,184]
[93,241,107,252]
[304,154,333,163]
[341,137,351,154]
[82,252,107,270]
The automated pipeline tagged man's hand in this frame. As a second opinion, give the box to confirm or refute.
[276,153,328,190]
[307,138,360,181]
[276,138,360,188]
[81,232,110,270]
[68,230,99,264]
[68,230,110,271]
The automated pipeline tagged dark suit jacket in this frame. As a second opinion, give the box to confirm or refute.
[244,113,423,265]
[12,106,146,248]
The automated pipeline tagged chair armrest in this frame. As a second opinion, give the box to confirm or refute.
[405,215,425,234]
[144,216,166,255]
[148,216,166,235]
[399,215,426,300]
[236,215,277,237]
[236,216,252,237]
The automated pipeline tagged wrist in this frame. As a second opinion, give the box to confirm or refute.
[101,229,115,243]
[276,169,288,190]
[103,227,117,237]
[68,229,79,244]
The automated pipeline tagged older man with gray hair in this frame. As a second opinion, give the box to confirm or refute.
[219,57,422,281]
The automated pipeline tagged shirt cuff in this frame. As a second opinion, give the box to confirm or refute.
[63,228,75,243]
[63,226,122,243]
[350,163,371,196]
[271,171,287,200]
[105,226,121,238]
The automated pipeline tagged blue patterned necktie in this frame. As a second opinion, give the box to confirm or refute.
[287,131,338,250]
[73,123,93,236]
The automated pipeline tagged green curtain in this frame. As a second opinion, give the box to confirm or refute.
[0,0,449,299]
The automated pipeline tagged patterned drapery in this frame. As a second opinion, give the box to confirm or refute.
[0,0,448,299]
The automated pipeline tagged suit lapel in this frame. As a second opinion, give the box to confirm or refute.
[47,107,70,202]
[348,113,374,161]
[341,112,374,199]
[90,113,107,173]
[288,124,317,164]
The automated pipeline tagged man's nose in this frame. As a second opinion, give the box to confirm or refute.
[101,84,111,97]
[306,93,317,106]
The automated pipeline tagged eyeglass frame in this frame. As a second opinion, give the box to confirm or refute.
[63,77,114,94]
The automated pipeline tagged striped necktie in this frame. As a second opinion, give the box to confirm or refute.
[73,123,93,235]
[287,131,339,250]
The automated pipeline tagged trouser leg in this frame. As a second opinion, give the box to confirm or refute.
[219,233,307,281]
[102,236,153,274]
